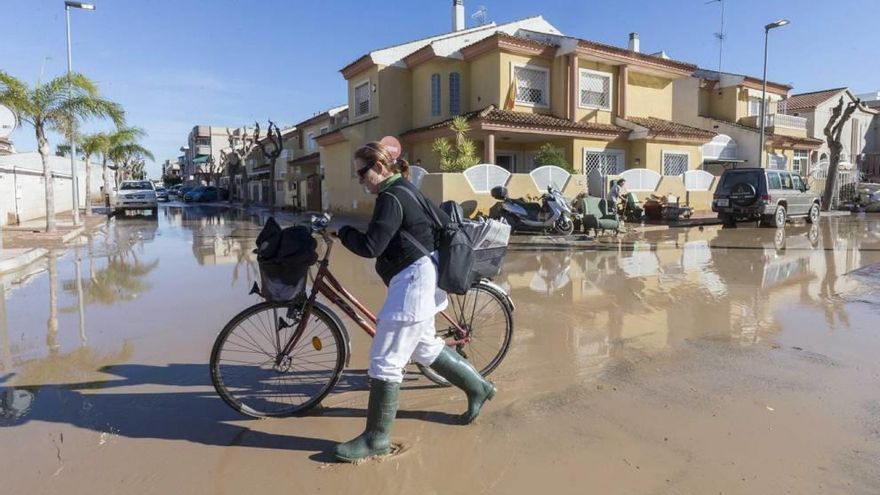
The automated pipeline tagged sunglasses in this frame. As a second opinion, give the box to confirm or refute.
[356,161,374,179]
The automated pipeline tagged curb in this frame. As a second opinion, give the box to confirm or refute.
[0,248,48,274]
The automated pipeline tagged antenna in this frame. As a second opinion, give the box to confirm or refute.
[706,0,725,74]
[471,5,488,26]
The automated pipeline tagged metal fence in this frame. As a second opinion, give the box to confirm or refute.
[810,160,860,207]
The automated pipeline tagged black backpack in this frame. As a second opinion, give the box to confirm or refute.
[393,185,475,295]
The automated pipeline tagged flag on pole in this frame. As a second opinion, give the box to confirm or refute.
[503,78,517,111]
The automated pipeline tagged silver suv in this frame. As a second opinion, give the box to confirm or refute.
[712,168,820,227]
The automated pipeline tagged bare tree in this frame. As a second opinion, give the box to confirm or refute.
[225,126,257,205]
[821,96,860,211]
[197,155,224,186]
[255,120,283,208]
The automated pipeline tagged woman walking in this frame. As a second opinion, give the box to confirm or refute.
[333,139,495,463]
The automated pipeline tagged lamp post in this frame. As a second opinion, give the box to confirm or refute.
[758,18,789,168]
[64,1,95,226]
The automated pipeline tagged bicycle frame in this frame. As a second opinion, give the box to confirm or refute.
[279,230,469,360]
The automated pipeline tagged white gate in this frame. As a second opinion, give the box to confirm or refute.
[529,165,570,192]
[463,164,511,193]
[619,168,661,192]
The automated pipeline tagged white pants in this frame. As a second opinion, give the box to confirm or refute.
[368,317,446,383]
[369,255,448,383]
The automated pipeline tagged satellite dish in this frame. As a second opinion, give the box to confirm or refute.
[0,105,16,138]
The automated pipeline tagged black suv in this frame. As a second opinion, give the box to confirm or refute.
[712,168,821,227]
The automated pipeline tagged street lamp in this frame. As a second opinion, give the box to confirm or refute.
[758,18,789,168]
[65,1,96,226]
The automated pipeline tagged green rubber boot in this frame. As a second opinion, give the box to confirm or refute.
[334,379,399,463]
[429,347,496,424]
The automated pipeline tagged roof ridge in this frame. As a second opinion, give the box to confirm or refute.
[788,87,847,98]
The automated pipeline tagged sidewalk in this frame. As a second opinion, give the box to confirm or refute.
[1,210,106,250]
[0,247,47,274]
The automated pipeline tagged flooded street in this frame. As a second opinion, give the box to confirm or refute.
[2,205,880,494]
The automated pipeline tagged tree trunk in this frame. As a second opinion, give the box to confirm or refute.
[241,162,250,207]
[37,127,56,233]
[227,160,236,204]
[102,157,111,208]
[821,143,842,211]
[269,160,277,209]
[84,152,92,216]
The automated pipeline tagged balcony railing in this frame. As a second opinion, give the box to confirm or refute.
[741,113,807,131]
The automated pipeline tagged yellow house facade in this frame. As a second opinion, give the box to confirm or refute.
[318,16,720,214]
[284,105,348,211]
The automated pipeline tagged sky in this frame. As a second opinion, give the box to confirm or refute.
[2,0,878,178]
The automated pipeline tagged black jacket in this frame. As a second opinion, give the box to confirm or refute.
[339,178,449,285]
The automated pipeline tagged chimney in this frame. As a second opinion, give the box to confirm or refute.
[628,32,640,53]
[453,0,465,32]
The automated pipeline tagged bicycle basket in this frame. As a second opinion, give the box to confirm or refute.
[255,220,318,302]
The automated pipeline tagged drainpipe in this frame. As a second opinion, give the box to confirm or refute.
[568,54,578,122]
[618,65,629,119]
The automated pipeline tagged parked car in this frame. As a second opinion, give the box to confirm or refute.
[112,180,158,216]
[177,186,194,199]
[168,184,183,197]
[155,186,169,201]
[712,167,821,228]
[184,186,219,202]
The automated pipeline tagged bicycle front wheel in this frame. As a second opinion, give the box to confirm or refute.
[210,301,347,418]
[418,282,513,386]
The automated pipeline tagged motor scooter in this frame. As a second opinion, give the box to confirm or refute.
[490,185,576,235]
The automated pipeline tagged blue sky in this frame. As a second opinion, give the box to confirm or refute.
[2,0,877,177]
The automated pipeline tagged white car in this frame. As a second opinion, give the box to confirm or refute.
[113,180,158,216]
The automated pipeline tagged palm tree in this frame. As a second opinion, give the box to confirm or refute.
[0,71,123,232]
[79,132,107,216]
[106,127,153,185]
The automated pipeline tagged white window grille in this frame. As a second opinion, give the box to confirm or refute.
[530,165,571,192]
[430,73,441,116]
[767,153,787,170]
[354,81,370,117]
[792,150,809,175]
[513,65,548,107]
[463,164,511,193]
[449,72,461,115]
[748,97,768,117]
[319,126,329,135]
[307,132,316,152]
[579,69,612,110]
[583,150,624,177]
[662,152,689,176]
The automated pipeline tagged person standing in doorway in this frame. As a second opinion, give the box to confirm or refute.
[332,139,496,463]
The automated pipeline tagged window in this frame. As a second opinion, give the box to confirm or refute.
[430,73,441,117]
[768,153,787,170]
[354,81,370,117]
[767,172,781,190]
[275,181,284,192]
[579,69,612,110]
[319,126,329,135]
[513,64,549,107]
[583,150,624,177]
[662,152,689,176]
[780,172,793,190]
[748,97,768,117]
[449,72,461,115]
[307,132,315,152]
[792,174,804,191]
[793,150,809,175]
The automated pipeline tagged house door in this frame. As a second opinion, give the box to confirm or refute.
[495,152,516,172]
[306,174,322,212]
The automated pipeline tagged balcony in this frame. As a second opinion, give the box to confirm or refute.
[739,113,808,137]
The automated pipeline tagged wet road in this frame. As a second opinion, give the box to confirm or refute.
[2,204,880,494]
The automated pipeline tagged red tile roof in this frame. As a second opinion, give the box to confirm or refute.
[624,116,716,140]
[783,88,847,111]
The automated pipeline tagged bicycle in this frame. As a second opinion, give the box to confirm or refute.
[210,214,515,418]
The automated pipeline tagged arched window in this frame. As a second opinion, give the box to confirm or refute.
[430,74,441,117]
[449,72,461,115]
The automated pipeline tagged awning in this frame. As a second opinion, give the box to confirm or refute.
[193,155,211,164]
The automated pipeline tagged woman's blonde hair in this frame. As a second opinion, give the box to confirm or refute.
[355,141,410,179]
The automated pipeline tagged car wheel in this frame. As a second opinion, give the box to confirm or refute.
[805,203,820,224]
[720,213,737,227]
[767,205,786,228]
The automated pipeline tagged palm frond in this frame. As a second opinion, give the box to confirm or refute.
[0,71,37,124]
[49,95,124,129]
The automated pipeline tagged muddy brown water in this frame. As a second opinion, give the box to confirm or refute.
[2,204,880,494]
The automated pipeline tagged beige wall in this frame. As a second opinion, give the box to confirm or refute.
[627,72,674,121]
[574,59,617,125]
[643,141,703,174]
[377,66,413,136]
[421,172,587,218]
[412,59,470,128]
[704,86,741,123]
[469,51,502,110]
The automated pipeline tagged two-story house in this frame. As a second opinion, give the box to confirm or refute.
[246,126,296,207]
[183,125,238,186]
[284,105,348,211]
[779,88,879,178]
[672,70,823,175]
[317,9,718,214]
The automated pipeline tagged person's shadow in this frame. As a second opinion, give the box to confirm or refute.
[0,363,459,463]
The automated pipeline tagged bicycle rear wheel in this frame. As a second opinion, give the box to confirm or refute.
[418,282,513,386]
[210,301,347,418]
